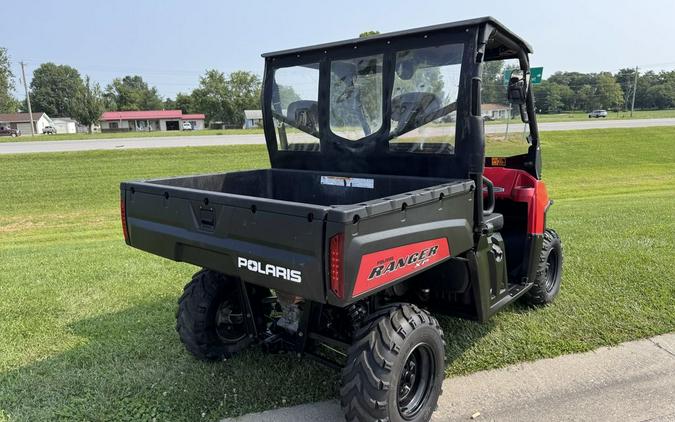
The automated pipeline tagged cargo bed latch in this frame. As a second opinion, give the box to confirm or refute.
[198,207,215,232]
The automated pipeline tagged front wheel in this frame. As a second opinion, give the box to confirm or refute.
[525,229,563,305]
[341,304,445,422]
[176,269,271,360]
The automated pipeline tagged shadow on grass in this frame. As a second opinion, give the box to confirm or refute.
[0,299,493,421]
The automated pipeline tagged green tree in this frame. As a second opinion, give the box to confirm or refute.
[577,84,596,111]
[30,62,84,116]
[595,73,624,110]
[163,97,176,110]
[0,47,20,113]
[534,81,567,113]
[71,76,105,133]
[646,82,675,109]
[634,70,675,109]
[104,75,163,111]
[541,82,576,112]
[226,70,261,125]
[174,92,194,113]
[359,30,380,38]
[481,60,506,104]
[615,68,637,110]
[191,70,231,125]
[277,85,301,104]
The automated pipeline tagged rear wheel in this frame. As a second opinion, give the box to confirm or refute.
[525,229,563,305]
[341,304,445,422]
[176,269,271,360]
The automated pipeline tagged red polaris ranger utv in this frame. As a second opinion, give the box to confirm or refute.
[120,17,563,422]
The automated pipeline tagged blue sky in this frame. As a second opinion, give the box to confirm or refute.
[2,0,674,100]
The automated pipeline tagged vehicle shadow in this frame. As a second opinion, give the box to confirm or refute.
[0,300,493,421]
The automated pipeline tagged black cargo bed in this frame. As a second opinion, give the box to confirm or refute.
[121,168,474,303]
[130,168,473,223]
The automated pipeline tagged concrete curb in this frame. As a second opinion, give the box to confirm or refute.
[223,333,675,422]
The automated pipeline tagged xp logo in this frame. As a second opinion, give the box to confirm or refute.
[237,257,302,283]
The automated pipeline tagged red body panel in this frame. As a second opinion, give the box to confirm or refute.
[483,167,549,234]
[352,238,450,297]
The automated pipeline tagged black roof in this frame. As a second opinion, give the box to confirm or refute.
[262,16,533,58]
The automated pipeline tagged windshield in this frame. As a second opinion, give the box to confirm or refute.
[267,41,467,154]
[329,55,383,140]
[388,43,463,154]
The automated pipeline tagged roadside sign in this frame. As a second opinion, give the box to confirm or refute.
[503,67,544,85]
[502,69,513,86]
[530,67,544,84]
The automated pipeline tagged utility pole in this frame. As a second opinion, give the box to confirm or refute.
[630,66,638,118]
[20,61,35,136]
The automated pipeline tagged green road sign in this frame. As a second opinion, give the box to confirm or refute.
[530,67,543,84]
[502,69,514,86]
[502,67,544,85]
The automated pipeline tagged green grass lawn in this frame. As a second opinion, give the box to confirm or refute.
[0,127,263,143]
[1,128,674,421]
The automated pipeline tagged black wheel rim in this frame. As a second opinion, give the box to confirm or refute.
[544,248,560,293]
[215,299,247,343]
[397,343,436,420]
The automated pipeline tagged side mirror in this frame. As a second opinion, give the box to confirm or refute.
[507,70,527,105]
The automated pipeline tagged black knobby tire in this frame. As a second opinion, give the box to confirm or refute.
[340,304,445,422]
[176,269,270,360]
[525,229,563,305]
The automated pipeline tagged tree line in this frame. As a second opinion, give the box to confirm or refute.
[0,47,260,130]
[482,60,675,113]
[2,45,675,131]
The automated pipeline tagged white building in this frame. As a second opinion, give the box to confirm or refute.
[0,112,53,135]
[482,103,511,120]
[99,110,206,132]
[52,117,78,134]
[243,110,263,129]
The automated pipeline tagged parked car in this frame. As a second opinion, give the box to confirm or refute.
[42,125,57,134]
[588,110,608,118]
[0,125,20,137]
[182,122,193,130]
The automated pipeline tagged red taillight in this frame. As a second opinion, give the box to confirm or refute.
[329,233,344,299]
[120,197,129,243]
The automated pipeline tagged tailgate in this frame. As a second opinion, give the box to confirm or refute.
[121,182,329,302]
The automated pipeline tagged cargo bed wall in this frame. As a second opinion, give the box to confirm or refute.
[325,184,475,305]
[152,169,451,206]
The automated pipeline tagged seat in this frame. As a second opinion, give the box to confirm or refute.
[286,100,318,133]
[484,213,504,232]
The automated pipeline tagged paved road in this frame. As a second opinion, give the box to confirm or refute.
[223,333,675,422]
[2,118,675,155]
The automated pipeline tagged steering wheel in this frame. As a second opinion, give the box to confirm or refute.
[391,92,443,134]
[334,85,355,104]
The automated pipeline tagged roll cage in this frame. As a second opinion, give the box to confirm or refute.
[260,17,541,182]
